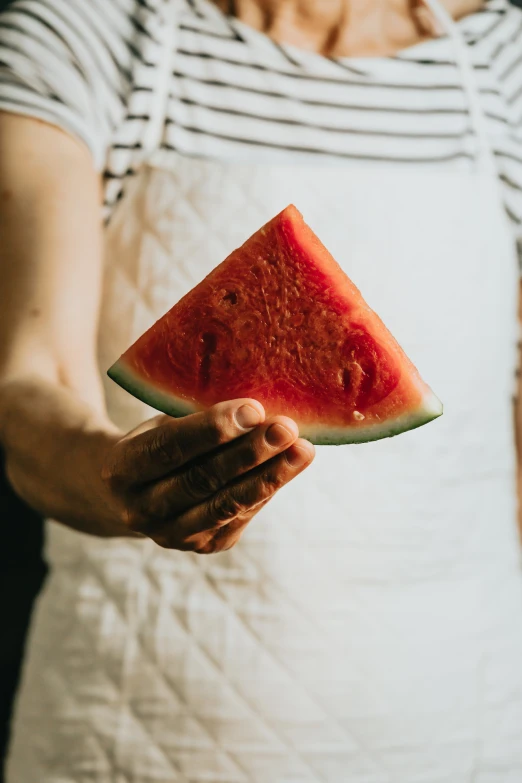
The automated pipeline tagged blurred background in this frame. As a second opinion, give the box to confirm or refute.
[1,0,522,780]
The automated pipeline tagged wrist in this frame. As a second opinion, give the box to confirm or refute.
[0,376,134,537]
[71,413,126,534]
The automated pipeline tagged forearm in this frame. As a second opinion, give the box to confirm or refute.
[0,375,132,537]
[0,115,133,537]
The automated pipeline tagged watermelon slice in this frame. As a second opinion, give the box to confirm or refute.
[108,205,442,445]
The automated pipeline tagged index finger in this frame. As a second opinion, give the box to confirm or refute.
[113,398,266,485]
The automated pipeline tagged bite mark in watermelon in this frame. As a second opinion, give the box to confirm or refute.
[108,205,442,445]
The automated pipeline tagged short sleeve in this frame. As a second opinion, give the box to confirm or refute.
[0,0,139,170]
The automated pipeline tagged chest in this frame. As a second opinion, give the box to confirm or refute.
[101,0,522,229]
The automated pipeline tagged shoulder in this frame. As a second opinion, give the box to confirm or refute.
[0,0,160,63]
[0,0,160,169]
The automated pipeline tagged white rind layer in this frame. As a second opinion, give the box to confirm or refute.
[107,361,443,446]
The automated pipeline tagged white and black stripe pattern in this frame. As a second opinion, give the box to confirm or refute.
[0,0,165,169]
[0,0,521,232]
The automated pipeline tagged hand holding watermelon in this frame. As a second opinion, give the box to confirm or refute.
[100,398,314,553]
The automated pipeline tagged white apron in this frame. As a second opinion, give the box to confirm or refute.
[7,2,522,781]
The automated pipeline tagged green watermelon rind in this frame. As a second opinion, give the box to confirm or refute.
[107,361,201,418]
[108,360,443,446]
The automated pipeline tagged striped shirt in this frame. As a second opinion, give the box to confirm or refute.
[0,0,521,231]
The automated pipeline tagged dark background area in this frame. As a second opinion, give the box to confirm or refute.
[0,1,522,782]
[0,460,46,780]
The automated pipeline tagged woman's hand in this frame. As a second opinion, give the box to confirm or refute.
[101,399,314,553]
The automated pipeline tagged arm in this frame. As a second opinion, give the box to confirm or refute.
[0,113,118,535]
[0,114,314,550]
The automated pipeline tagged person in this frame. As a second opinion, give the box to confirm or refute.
[1,0,522,780]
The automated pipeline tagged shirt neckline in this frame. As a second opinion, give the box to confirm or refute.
[193,0,508,71]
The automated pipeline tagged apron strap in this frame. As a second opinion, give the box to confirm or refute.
[142,0,496,176]
[422,0,496,174]
[140,0,179,162]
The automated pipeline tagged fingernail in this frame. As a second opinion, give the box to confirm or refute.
[235,404,262,430]
[265,423,294,448]
[285,442,315,468]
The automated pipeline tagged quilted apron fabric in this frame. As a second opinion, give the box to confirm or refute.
[7,3,522,782]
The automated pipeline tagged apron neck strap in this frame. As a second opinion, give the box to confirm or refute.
[141,0,179,161]
[147,1,496,175]
[422,0,495,173]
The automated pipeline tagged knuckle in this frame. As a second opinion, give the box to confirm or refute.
[210,491,245,523]
[196,540,219,555]
[213,528,239,552]
[100,461,123,492]
[214,529,243,553]
[205,414,228,447]
[182,463,222,499]
[144,492,169,524]
[121,505,146,532]
[147,428,183,468]
[140,496,169,527]
[241,440,260,468]
[260,468,282,496]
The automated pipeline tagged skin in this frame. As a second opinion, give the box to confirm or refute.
[0,116,314,553]
[0,0,513,556]
[215,0,485,57]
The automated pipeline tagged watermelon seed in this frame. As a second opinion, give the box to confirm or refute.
[353,411,365,422]
[222,291,238,305]
[341,368,352,391]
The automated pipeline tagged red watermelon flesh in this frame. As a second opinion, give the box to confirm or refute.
[108,205,442,445]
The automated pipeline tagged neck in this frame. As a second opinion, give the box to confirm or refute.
[217,0,485,57]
